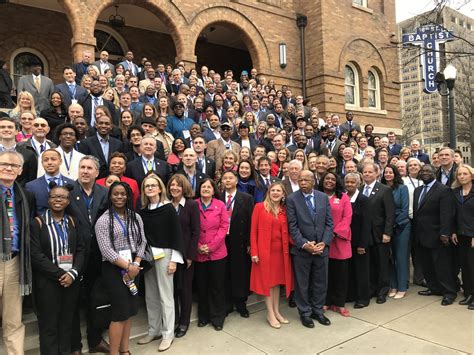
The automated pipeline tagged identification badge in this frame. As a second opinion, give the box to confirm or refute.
[183,130,190,139]
[334,198,340,204]
[71,99,78,105]
[119,249,132,262]
[151,247,165,260]
[58,254,73,271]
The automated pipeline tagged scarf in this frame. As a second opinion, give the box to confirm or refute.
[0,182,32,295]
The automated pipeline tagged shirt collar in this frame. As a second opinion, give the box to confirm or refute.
[178,197,186,208]
[424,179,436,189]
[365,180,376,189]
[97,132,109,142]
[1,185,13,195]
[350,189,359,203]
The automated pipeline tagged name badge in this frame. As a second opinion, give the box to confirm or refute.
[151,247,165,260]
[71,99,78,105]
[334,198,340,204]
[119,249,132,262]
[183,130,190,139]
[58,254,73,271]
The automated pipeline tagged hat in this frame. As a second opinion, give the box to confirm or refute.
[239,122,249,129]
[172,101,184,109]
[296,116,306,121]
[141,117,156,127]
[241,70,249,76]
[220,122,232,129]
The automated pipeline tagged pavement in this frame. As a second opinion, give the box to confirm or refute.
[128,284,473,354]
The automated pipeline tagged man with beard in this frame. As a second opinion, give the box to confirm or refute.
[206,122,240,171]
[321,127,342,157]
[79,80,117,127]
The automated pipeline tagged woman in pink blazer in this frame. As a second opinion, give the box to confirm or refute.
[319,172,352,317]
[194,178,230,331]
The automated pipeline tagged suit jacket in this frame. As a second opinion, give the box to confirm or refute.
[195,156,216,180]
[166,82,181,96]
[413,181,454,248]
[177,198,201,261]
[119,61,139,76]
[25,175,75,216]
[436,163,457,187]
[214,107,227,122]
[388,143,402,156]
[17,138,57,158]
[79,95,119,126]
[72,62,88,84]
[0,68,13,94]
[305,135,322,154]
[14,144,39,186]
[78,135,123,179]
[340,121,361,134]
[174,169,208,195]
[453,186,474,237]
[350,192,371,249]
[93,60,115,76]
[282,178,299,196]
[202,127,219,143]
[206,139,241,171]
[55,82,88,108]
[411,151,430,164]
[233,136,258,153]
[286,189,334,257]
[17,74,54,112]
[321,139,343,157]
[362,182,396,243]
[256,175,280,197]
[124,157,170,188]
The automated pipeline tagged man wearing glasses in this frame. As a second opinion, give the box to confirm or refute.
[0,150,35,354]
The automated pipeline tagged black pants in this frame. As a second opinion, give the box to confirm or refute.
[410,221,424,283]
[459,236,474,297]
[35,277,80,355]
[195,258,227,327]
[348,247,370,304]
[419,245,457,298]
[369,242,391,297]
[174,262,195,327]
[0,92,14,109]
[326,258,349,307]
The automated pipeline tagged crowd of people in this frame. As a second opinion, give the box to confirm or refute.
[0,50,472,355]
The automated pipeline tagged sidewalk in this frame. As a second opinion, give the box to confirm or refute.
[130,285,473,354]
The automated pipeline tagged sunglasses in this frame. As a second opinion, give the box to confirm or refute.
[33,123,48,128]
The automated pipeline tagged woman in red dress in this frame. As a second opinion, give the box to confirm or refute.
[250,182,293,329]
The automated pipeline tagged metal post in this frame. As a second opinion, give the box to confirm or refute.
[448,88,456,148]
[296,15,307,98]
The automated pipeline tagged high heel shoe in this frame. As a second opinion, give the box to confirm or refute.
[394,291,406,299]
[388,289,397,297]
[275,315,289,324]
[267,317,281,329]
[331,306,350,317]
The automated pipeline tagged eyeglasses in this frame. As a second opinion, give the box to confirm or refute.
[61,132,76,137]
[0,162,22,170]
[221,127,232,131]
[33,123,47,128]
[49,195,69,201]
[144,184,159,189]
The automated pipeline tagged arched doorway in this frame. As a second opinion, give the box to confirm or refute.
[195,22,253,77]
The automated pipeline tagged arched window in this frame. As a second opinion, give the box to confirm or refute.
[344,63,359,106]
[94,25,128,63]
[10,49,48,89]
[368,69,380,109]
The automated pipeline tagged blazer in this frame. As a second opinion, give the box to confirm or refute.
[413,181,454,248]
[328,193,352,260]
[15,144,39,186]
[286,189,334,257]
[78,135,123,179]
[392,185,410,227]
[195,198,230,262]
[233,136,258,153]
[305,134,322,154]
[206,139,241,171]
[177,198,201,261]
[79,95,119,127]
[55,82,88,108]
[93,60,115,76]
[361,182,395,243]
[453,186,474,237]
[175,169,208,195]
[0,68,13,94]
[411,151,430,164]
[350,191,371,249]
[30,214,85,283]
[321,139,343,157]
[282,178,299,196]
[436,163,457,187]
[72,61,88,84]
[195,157,216,180]
[340,121,361,134]
[388,143,403,156]
[17,138,57,158]
[17,74,55,112]
[119,61,139,76]
[124,156,170,188]
[257,175,281,197]
[25,175,75,216]
[202,127,219,143]
[122,140,166,162]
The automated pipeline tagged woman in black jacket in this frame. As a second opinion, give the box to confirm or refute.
[451,164,474,310]
[39,91,68,141]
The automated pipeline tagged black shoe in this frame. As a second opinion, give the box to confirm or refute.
[414,280,427,288]
[213,324,223,331]
[300,316,314,328]
[418,289,442,296]
[354,302,368,309]
[441,297,455,306]
[459,295,472,305]
[197,320,210,327]
[376,295,386,304]
[238,308,250,318]
[175,326,188,338]
[288,294,296,308]
[310,313,331,326]
[468,302,474,310]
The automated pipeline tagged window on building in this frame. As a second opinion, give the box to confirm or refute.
[459,19,465,27]
[345,64,359,106]
[11,50,48,89]
[352,0,367,6]
[451,16,457,23]
[94,27,127,63]
[368,69,380,109]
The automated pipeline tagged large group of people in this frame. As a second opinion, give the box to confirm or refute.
[0,51,472,355]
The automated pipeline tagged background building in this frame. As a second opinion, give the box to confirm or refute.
[1,0,400,134]
[398,6,473,163]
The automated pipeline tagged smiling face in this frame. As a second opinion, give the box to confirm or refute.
[344,175,358,195]
[19,112,35,131]
[111,184,128,209]
[41,150,62,175]
[59,127,77,149]
[0,153,23,185]
[239,162,251,179]
[109,157,126,176]
[48,186,70,213]
[323,173,337,192]
[199,180,214,199]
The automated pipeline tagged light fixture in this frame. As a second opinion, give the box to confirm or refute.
[443,63,457,90]
[279,43,287,69]
[109,6,125,28]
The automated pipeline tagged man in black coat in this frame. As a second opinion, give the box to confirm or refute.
[79,80,118,127]
[413,164,457,305]
[175,148,208,196]
[361,162,395,305]
[55,66,89,108]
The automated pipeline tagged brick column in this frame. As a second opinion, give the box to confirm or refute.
[71,37,96,63]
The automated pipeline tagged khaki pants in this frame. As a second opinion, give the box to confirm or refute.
[0,257,24,355]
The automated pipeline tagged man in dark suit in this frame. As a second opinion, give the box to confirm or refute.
[25,149,74,216]
[410,140,430,164]
[413,164,457,305]
[340,111,361,134]
[124,135,169,188]
[0,60,14,108]
[166,69,183,96]
[303,125,322,155]
[55,67,88,108]
[387,131,402,156]
[175,149,208,196]
[72,50,92,85]
[361,162,395,305]
[286,170,334,328]
[321,127,342,157]
[78,114,123,179]
[192,135,216,179]
[256,156,280,195]
[282,159,302,195]
[119,51,139,76]
[79,79,118,127]
[69,155,110,354]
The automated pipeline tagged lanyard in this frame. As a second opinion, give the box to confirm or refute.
[408,176,420,189]
[188,174,196,191]
[113,211,128,238]
[63,150,73,174]
[53,216,69,253]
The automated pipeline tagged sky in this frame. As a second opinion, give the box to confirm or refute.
[395,0,474,23]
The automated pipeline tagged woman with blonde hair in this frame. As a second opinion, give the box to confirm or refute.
[80,74,92,92]
[9,91,36,119]
[138,174,184,351]
[293,149,309,170]
[103,87,119,108]
[250,182,293,328]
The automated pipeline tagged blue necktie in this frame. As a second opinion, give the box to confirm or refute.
[305,195,315,218]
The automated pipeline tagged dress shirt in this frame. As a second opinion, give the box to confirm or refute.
[225,191,236,211]
[99,61,109,74]
[440,166,453,185]
[240,138,251,149]
[363,180,376,196]
[31,137,50,157]
[97,133,110,161]
[350,189,360,203]
[290,179,300,192]
[44,173,63,188]
[91,96,103,127]
[2,185,19,251]
[221,138,232,150]
[211,129,221,140]
[418,179,436,204]
[33,74,41,90]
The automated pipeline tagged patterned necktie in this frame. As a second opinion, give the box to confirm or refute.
[34,76,41,91]
[265,178,270,187]
[147,160,153,171]
[364,185,371,197]
[305,195,315,218]
[4,189,14,245]
[226,194,233,218]
[40,144,45,153]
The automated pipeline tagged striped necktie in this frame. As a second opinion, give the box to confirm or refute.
[4,189,14,244]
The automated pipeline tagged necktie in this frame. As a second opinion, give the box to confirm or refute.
[364,185,371,197]
[92,97,99,126]
[34,76,41,91]
[419,185,428,205]
[68,84,75,96]
[197,158,204,172]
[226,194,233,218]
[265,178,270,187]
[305,195,315,218]
[4,189,14,246]
[40,144,45,153]
[147,160,153,171]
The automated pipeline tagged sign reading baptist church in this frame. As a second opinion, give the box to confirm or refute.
[402,25,454,94]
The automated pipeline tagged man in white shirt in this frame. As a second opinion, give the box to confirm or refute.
[283,159,302,195]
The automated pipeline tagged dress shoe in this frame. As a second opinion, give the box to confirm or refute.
[158,338,173,352]
[267,317,281,329]
[137,334,161,345]
[238,308,250,318]
[300,316,314,328]
[89,340,110,353]
[418,289,442,296]
[311,313,331,326]
[175,325,188,338]
[288,297,297,308]
[459,295,472,305]
[376,295,386,304]
[198,320,210,327]
[441,297,455,306]
[394,291,406,299]
[353,302,368,309]
[468,302,474,310]
[275,315,290,324]
[213,324,223,331]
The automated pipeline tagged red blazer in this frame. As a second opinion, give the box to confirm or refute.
[250,203,293,297]
[96,175,140,208]
[328,193,352,260]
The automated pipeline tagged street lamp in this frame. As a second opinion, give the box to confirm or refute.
[435,64,457,148]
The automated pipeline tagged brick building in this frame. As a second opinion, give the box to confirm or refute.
[1,0,400,133]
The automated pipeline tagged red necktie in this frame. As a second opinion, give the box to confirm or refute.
[226,194,233,218]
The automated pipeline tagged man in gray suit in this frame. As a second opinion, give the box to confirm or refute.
[286,170,334,328]
[16,60,54,112]
[93,51,115,76]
